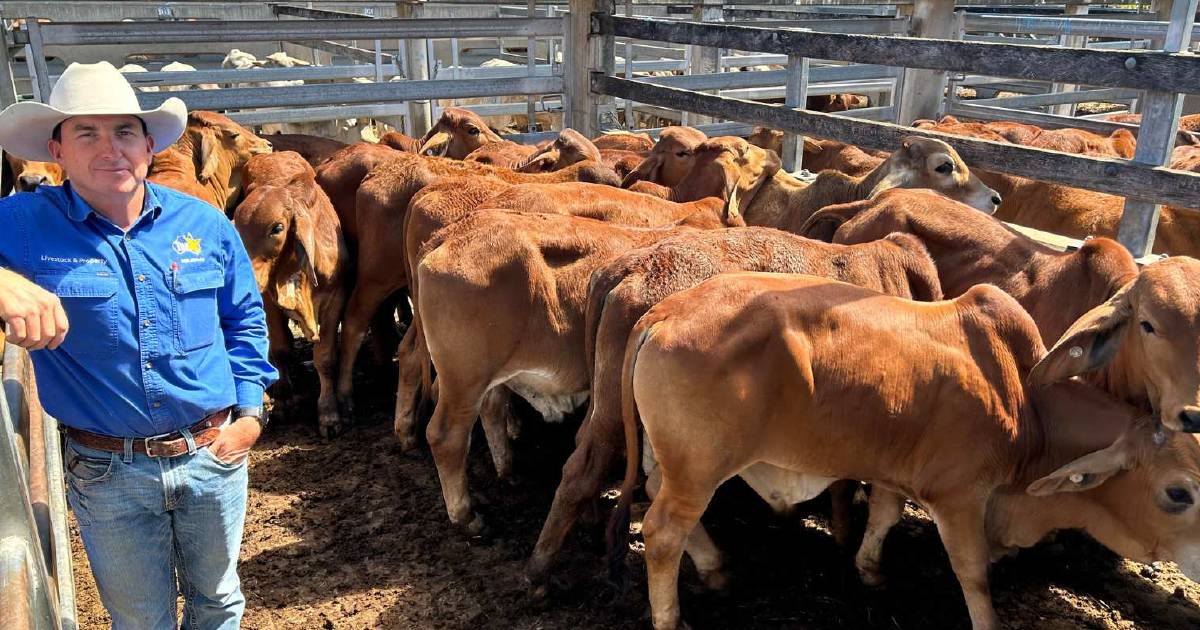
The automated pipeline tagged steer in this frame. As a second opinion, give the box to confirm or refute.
[611,273,1200,630]
[524,227,943,589]
[417,205,739,534]
[148,110,272,212]
[671,136,1001,231]
[232,152,349,435]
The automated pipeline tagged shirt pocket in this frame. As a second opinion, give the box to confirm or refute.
[35,270,119,359]
[169,263,225,353]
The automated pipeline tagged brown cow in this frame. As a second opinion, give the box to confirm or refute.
[416,206,738,533]
[592,130,654,152]
[417,107,504,159]
[517,128,644,177]
[803,189,1200,431]
[463,140,542,168]
[378,130,422,152]
[620,126,708,189]
[671,136,1000,232]
[611,273,1200,630]
[148,111,272,212]
[1,152,64,194]
[312,142,401,244]
[746,128,887,177]
[232,152,349,435]
[914,115,1136,158]
[394,178,755,447]
[802,188,1136,345]
[335,153,621,427]
[263,133,347,167]
[524,228,943,589]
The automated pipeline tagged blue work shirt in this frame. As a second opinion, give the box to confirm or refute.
[0,181,278,438]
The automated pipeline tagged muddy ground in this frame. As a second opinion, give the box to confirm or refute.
[71,362,1200,630]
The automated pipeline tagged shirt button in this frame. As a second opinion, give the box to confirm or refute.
[144,361,152,370]
[142,319,151,328]
[123,234,131,242]
[152,401,161,408]
[137,274,146,282]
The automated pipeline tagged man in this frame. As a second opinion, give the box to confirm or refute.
[0,61,276,629]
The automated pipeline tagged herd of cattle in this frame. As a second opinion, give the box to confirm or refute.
[4,104,1200,629]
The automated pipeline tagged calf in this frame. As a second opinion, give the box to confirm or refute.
[394,179,751,447]
[671,136,1000,231]
[417,207,735,533]
[335,153,621,428]
[418,107,505,159]
[620,126,708,189]
[592,130,654,152]
[148,110,273,212]
[463,140,542,168]
[517,128,642,177]
[232,152,349,435]
[524,228,942,588]
[746,128,886,177]
[2,153,64,194]
[264,133,348,168]
[612,273,1200,630]
[914,115,1136,158]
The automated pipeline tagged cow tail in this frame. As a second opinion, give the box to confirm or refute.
[605,322,654,588]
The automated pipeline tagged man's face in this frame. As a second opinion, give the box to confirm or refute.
[47,114,155,197]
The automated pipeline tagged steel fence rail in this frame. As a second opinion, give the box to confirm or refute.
[134,75,564,110]
[14,17,565,45]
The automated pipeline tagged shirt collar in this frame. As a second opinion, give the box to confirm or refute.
[65,181,163,224]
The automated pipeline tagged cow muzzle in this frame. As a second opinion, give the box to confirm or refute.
[17,174,48,191]
[1171,406,1200,433]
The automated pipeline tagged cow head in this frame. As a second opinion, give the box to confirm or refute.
[1030,257,1200,433]
[463,140,538,169]
[517,128,601,172]
[233,180,324,342]
[3,152,64,192]
[187,111,272,182]
[670,137,781,212]
[1025,416,1200,582]
[418,107,503,159]
[621,126,707,188]
[869,136,1002,213]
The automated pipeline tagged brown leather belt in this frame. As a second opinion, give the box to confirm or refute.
[65,408,232,458]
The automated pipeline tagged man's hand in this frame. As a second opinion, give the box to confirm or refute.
[0,268,68,350]
[207,416,261,465]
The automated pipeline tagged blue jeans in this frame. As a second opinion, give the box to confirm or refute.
[65,430,248,630]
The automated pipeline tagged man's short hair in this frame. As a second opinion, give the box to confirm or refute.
[51,116,149,143]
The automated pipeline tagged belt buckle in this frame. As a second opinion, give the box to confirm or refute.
[142,430,174,458]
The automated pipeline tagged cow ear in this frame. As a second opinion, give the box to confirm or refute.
[1026,429,1140,496]
[198,129,220,183]
[622,154,662,188]
[290,207,320,289]
[1028,280,1133,387]
[733,145,781,210]
[802,137,823,154]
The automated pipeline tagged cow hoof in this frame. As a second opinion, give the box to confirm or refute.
[397,434,420,452]
[527,581,549,601]
[461,512,487,537]
[318,422,343,439]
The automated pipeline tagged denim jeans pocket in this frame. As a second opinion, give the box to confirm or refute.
[65,445,115,484]
[200,446,246,471]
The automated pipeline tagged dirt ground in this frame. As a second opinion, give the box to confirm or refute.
[71,365,1200,630]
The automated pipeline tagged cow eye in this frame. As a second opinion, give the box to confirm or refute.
[468,127,480,136]
[270,222,285,235]
[935,161,954,175]
[676,150,689,158]
[1140,320,1156,334]
[1164,486,1194,513]
[227,131,240,140]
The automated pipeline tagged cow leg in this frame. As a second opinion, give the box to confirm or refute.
[265,305,295,421]
[393,319,424,450]
[337,280,398,425]
[314,292,346,438]
[425,378,487,534]
[368,292,403,367]
[526,404,623,588]
[478,386,516,482]
[646,465,725,592]
[828,480,860,548]
[929,499,998,630]
[854,487,905,587]
[642,479,714,630]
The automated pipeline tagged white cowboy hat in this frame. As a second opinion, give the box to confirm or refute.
[0,61,187,162]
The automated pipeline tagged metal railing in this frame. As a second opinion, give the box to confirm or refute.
[1,343,74,630]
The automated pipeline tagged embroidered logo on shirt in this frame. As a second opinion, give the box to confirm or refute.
[171,233,202,256]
